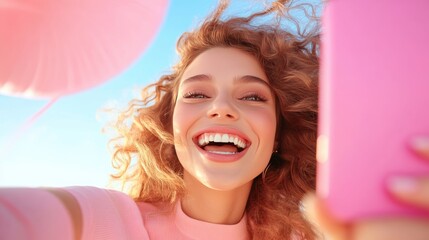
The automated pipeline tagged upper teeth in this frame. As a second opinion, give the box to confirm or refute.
[198,133,247,149]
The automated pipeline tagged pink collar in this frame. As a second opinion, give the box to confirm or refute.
[174,201,249,240]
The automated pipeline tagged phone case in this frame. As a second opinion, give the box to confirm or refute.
[317,0,429,222]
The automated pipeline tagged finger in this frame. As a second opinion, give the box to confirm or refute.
[409,136,429,159]
[302,193,350,240]
[387,176,429,210]
[353,218,429,240]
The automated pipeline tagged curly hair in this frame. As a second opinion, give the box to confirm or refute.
[109,0,320,239]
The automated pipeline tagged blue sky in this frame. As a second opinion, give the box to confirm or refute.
[0,0,320,187]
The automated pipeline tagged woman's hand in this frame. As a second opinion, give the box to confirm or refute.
[387,137,429,210]
[304,136,429,240]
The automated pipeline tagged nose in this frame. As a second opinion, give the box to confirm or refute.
[207,95,239,120]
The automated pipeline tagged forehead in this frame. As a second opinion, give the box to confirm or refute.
[180,47,268,84]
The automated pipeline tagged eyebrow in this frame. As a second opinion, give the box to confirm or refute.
[181,74,270,88]
[235,75,270,88]
[181,74,211,84]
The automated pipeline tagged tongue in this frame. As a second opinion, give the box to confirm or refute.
[204,144,238,153]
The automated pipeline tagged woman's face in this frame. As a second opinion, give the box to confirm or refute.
[172,47,277,191]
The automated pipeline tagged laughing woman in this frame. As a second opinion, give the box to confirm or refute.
[3,1,429,240]
[109,0,320,239]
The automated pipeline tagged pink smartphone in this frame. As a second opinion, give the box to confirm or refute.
[317,0,429,222]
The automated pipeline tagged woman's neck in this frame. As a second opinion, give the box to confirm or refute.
[181,172,253,225]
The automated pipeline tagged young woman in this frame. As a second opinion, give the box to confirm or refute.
[109,0,320,239]
[109,1,429,239]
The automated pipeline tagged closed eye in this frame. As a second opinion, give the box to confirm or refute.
[183,91,209,99]
[240,94,267,102]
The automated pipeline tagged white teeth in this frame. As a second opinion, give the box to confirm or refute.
[237,140,245,149]
[207,151,235,155]
[199,137,205,146]
[197,133,248,149]
[214,134,222,142]
[221,134,229,142]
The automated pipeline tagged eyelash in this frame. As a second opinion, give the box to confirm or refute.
[183,91,209,99]
[182,92,267,102]
[240,93,267,102]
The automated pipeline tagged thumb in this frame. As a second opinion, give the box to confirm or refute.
[302,192,350,240]
[386,176,429,210]
[409,136,429,160]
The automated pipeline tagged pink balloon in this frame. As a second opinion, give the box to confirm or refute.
[0,0,169,99]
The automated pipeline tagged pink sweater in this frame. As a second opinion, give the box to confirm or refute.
[0,186,249,240]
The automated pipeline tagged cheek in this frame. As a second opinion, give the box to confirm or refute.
[172,104,189,165]
[246,107,277,141]
[172,102,199,145]
[263,114,277,141]
[172,103,189,141]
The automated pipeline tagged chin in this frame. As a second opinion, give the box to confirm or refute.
[196,172,255,192]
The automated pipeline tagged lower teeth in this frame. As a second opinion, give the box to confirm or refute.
[207,151,237,155]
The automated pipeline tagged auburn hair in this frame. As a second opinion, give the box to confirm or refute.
[109,0,320,239]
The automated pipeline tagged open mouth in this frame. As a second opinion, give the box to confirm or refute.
[196,133,249,155]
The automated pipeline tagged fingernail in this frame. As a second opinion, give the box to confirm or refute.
[387,176,419,193]
[410,136,429,151]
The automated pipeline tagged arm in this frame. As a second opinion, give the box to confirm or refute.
[0,188,77,240]
[0,187,149,240]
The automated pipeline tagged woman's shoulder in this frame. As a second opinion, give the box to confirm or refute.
[0,186,150,240]
[65,186,174,226]
[135,200,175,218]
[64,186,131,203]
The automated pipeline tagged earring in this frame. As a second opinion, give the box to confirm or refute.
[270,149,282,163]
